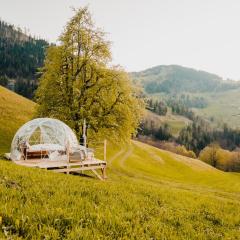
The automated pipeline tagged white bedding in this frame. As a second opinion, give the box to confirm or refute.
[28,144,65,152]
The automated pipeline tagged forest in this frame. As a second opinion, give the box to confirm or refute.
[0,20,48,98]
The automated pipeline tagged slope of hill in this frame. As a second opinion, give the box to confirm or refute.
[1,141,240,239]
[131,65,240,94]
[132,65,240,128]
[1,88,240,239]
[143,109,191,136]
[0,86,35,154]
[0,20,49,98]
[191,89,240,128]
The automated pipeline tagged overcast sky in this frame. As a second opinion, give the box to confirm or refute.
[1,0,240,79]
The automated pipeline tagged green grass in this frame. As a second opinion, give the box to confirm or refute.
[1,87,240,239]
[149,90,240,129]
[192,89,240,128]
[0,86,35,154]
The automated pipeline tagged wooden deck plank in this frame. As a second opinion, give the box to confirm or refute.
[6,154,107,180]
[53,165,106,173]
[13,158,106,169]
[38,160,106,169]
[91,169,104,180]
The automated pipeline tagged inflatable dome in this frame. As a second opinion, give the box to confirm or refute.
[10,118,79,161]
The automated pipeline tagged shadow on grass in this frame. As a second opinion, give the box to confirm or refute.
[70,172,95,179]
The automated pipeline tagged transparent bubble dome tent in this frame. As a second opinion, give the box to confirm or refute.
[10,118,82,161]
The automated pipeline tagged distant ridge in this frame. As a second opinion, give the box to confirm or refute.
[131,65,240,94]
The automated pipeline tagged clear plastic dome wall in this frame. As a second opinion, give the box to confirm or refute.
[10,118,79,161]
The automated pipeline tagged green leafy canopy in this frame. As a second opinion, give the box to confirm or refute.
[35,7,144,143]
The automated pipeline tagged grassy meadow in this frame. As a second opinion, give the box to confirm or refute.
[150,89,240,129]
[144,110,191,137]
[1,86,240,239]
[192,89,240,128]
[0,86,35,154]
[148,89,240,131]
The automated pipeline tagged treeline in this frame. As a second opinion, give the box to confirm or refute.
[168,94,208,109]
[146,99,167,115]
[139,121,172,141]
[140,96,240,172]
[144,97,240,155]
[178,120,240,155]
[141,97,199,142]
[177,117,212,154]
[0,20,49,98]
[167,99,195,120]
[146,95,207,119]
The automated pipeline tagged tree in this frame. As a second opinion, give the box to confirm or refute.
[154,123,172,141]
[199,144,220,168]
[178,117,213,154]
[146,99,167,116]
[231,150,240,172]
[199,144,236,171]
[36,7,143,143]
[0,76,8,86]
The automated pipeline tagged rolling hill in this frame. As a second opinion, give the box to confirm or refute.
[191,89,240,128]
[131,65,240,94]
[0,86,35,154]
[132,65,240,129]
[1,87,240,239]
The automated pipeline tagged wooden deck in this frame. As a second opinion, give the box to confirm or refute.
[4,153,107,180]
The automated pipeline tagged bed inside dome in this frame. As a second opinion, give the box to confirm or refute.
[10,118,85,161]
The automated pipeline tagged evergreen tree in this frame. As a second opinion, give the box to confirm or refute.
[0,20,48,98]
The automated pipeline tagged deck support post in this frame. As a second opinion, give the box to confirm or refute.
[101,167,107,179]
[66,141,70,174]
[104,139,107,162]
[91,169,104,180]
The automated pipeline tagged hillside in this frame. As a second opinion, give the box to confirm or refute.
[131,65,240,94]
[151,89,240,129]
[143,110,191,136]
[1,88,240,239]
[0,86,35,154]
[191,89,240,128]
[132,65,240,128]
[0,20,49,98]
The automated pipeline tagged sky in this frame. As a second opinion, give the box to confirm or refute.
[1,0,240,79]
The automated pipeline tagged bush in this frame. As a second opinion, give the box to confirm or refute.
[156,142,197,158]
[175,145,197,158]
[229,151,240,172]
[199,144,239,171]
